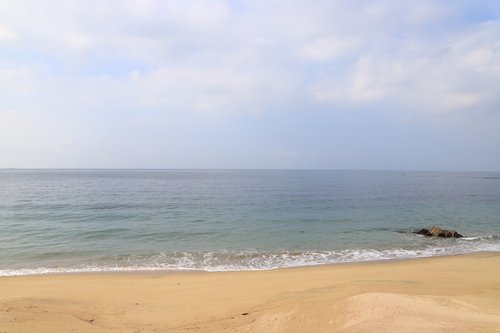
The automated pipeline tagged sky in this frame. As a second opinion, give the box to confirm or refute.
[0,0,499,170]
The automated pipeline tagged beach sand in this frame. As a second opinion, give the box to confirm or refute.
[1,253,500,332]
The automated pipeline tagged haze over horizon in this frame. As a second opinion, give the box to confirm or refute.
[1,1,499,171]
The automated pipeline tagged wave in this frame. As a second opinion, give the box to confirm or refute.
[460,234,500,241]
[1,238,500,276]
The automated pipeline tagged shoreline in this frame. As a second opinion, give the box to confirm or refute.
[2,250,499,278]
[1,252,500,332]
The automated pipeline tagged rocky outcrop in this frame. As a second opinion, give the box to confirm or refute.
[415,226,463,238]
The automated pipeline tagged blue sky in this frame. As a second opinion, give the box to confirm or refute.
[0,0,499,170]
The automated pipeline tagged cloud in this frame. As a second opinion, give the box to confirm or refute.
[312,20,500,114]
[0,26,17,41]
[0,0,499,168]
[300,36,360,61]
[1,1,499,115]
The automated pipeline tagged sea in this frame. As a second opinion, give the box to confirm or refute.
[0,169,499,276]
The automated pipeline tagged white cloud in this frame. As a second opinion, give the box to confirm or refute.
[301,36,359,61]
[66,33,94,51]
[0,26,17,41]
[0,0,499,168]
[312,20,500,114]
[0,0,498,116]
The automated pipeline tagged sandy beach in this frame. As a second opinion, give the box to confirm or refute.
[1,253,500,332]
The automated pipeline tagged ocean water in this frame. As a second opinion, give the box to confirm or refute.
[0,169,499,276]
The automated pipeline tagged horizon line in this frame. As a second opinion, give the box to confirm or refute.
[1,168,499,173]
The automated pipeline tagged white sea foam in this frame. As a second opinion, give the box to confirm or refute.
[1,239,499,276]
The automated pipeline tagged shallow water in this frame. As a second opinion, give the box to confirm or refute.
[0,169,499,275]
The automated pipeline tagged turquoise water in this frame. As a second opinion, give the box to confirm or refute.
[0,169,499,275]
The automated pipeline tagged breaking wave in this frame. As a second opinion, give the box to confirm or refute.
[2,236,499,276]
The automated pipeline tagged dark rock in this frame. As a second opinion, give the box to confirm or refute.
[415,228,432,236]
[414,226,463,238]
[438,229,463,238]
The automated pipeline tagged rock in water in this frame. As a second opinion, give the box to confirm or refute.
[438,230,463,238]
[429,226,442,236]
[415,228,432,236]
[414,226,463,238]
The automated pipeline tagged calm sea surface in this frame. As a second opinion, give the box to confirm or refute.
[0,169,499,275]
